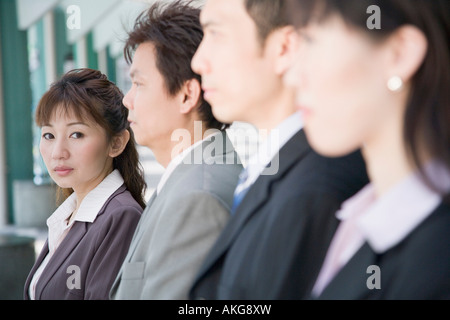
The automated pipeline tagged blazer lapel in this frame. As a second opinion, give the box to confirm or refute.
[132,190,157,237]
[120,190,158,264]
[196,129,311,280]
[24,239,50,299]
[316,242,378,300]
[34,222,88,299]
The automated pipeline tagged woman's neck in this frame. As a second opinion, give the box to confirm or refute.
[362,116,416,198]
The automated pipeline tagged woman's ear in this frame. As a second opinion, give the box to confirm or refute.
[383,25,428,84]
[109,129,130,158]
[179,78,201,115]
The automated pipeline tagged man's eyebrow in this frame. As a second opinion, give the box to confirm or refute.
[201,20,220,29]
[130,69,146,81]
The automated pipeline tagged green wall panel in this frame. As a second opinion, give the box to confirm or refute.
[0,0,34,223]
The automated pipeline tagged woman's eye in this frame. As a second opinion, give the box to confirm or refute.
[70,132,84,139]
[42,133,54,140]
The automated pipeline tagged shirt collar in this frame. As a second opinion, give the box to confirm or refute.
[244,111,303,184]
[75,169,124,222]
[47,169,124,226]
[338,161,450,253]
[46,169,124,254]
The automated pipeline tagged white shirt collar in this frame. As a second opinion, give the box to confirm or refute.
[338,160,450,253]
[241,111,303,189]
[46,169,124,253]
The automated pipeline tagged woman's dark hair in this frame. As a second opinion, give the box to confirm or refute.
[124,0,228,130]
[35,68,147,208]
[286,0,450,201]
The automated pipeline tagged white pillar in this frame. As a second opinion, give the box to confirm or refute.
[97,47,108,76]
[43,10,57,86]
[75,36,88,68]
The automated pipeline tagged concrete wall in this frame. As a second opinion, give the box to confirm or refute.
[13,181,57,228]
[0,235,35,299]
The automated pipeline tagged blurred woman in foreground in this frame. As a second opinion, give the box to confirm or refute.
[284,0,450,299]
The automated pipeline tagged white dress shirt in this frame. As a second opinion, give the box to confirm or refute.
[28,169,124,300]
[312,160,450,297]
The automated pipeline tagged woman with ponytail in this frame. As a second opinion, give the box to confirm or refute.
[24,68,146,300]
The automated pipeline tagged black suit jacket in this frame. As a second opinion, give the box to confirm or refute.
[189,129,369,300]
[315,201,450,300]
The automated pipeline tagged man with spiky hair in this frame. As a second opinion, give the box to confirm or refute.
[109,0,242,300]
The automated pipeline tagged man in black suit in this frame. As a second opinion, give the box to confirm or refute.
[189,0,370,299]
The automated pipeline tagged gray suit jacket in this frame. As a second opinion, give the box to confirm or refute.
[110,131,242,300]
[23,185,143,300]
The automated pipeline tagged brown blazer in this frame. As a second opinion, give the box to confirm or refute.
[23,184,142,300]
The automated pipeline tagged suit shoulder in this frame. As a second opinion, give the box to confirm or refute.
[181,160,242,192]
[292,149,369,195]
[397,201,450,253]
[379,203,450,298]
[381,202,450,265]
[169,162,241,212]
[100,188,143,218]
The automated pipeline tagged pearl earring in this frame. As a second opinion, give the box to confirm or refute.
[387,76,403,92]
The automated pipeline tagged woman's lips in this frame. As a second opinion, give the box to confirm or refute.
[54,167,73,176]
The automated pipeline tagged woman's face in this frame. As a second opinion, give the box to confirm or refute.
[39,106,114,198]
[285,15,397,157]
